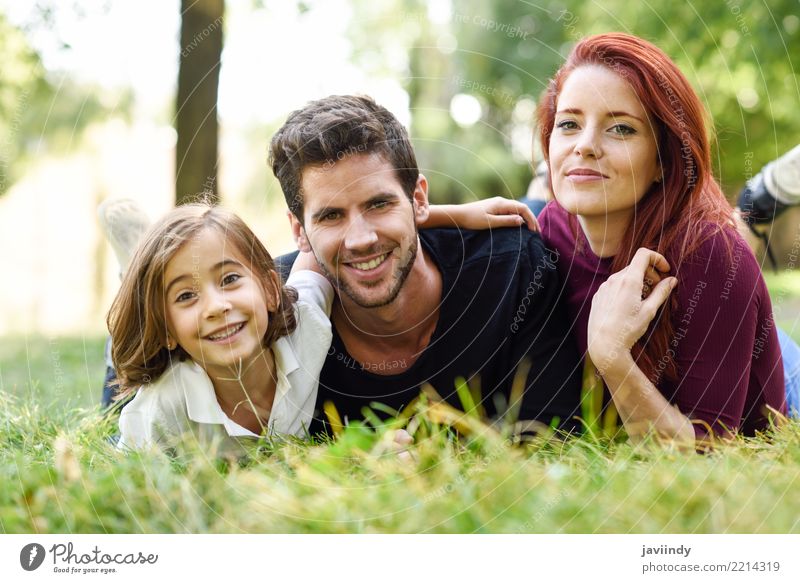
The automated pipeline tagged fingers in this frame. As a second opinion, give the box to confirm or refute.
[485,198,539,232]
[641,276,678,315]
[526,213,540,232]
[515,203,539,232]
[392,429,415,463]
[630,247,670,276]
[644,265,662,287]
[641,265,664,298]
[392,429,413,446]
[487,214,532,229]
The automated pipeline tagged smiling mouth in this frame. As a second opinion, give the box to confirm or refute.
[205,322,246,341]
[348,253,389,271]
[567,171,607,177]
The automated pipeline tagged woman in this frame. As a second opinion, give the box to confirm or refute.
[433,33,786,444]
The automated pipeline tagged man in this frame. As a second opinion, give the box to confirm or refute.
[269,95,582,435]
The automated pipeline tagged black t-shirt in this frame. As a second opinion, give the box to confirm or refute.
[276,227,582,435]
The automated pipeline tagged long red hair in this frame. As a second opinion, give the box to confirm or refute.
[538,32,734,385]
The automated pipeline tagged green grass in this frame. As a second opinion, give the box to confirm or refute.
[0,335,107,412]
[2,334,800,533]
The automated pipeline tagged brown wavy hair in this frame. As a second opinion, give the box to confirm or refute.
[537,33,734,385]
[268,94,419,221]
[107,203,298,398]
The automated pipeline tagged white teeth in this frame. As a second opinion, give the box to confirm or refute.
[207,322,245,341]
[352,254,388,271]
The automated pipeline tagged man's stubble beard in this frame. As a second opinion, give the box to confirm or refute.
[313,231,419,309]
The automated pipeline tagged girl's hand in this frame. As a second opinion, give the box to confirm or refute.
[425,197,539,232]
[587,248,677,374]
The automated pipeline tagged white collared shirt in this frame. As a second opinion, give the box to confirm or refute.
[118,270,333,453]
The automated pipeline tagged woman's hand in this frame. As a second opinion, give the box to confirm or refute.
[587,248,677,375]
[425,197,539,232]
[587,249,693,446]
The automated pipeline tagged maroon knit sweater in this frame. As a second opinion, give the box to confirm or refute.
[539,201,786,436]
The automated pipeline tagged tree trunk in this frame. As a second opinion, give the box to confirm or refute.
[175,0,224,205]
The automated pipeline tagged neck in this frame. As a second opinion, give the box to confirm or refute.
[333,243,442,350]
[206,348,277,432]
[577,209,633,258]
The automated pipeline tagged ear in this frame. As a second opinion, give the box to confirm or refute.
[265,269,282,312]
[166,334,177,351]
[288,210,312,253]
[412,174,430,225]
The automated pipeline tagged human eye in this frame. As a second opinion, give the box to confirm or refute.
[221,273,241,286]
[370,198,392,210]
[319,210,342,222]
[610,123,636,136]
[175,290,196,303]
[555,119,579,131]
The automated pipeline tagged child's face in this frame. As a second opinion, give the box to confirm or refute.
[163,228,276,376]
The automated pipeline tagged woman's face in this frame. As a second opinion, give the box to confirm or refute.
[548,65,661,222]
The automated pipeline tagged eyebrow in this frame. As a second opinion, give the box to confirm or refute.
[556,108,645,124]
[165,259,244,295]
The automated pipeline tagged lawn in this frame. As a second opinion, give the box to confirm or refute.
[1,330,799,534]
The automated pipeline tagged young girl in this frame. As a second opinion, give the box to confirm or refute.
[429,33,787,444]
[108,203,332,454]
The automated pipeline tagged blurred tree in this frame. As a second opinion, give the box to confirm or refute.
[176,0,224,205]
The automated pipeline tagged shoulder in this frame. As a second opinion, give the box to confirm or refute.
[283,273,332,359]
[118,361,197,450]
[537,201,572,235]
[287,270,334,316]
[678,225,761,282]
[275,250,299,284]
[674,225,767,305]
[421,226,551,272]
[120,361,195,422]
[537,201,581,259]
[290,294,333,346]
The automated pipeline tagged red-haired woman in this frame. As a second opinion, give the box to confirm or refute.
[431,33,786,444]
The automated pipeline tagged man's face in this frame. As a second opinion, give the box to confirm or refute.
[292,153,429,309]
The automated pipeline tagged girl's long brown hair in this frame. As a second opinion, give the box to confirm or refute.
[538,33,734,385]
[107,203,297,398]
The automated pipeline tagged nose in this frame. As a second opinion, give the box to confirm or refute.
[202,287,232,319]
[343,212,379,252]
[573,126,602,159]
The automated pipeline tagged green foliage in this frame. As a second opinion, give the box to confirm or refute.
[2,335,800,534]
[0,13,47,196]
[0,10,129,197]
[346,1,800,203]
[565,0,800,194]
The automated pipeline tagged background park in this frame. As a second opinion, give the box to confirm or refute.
[1,0,800,533]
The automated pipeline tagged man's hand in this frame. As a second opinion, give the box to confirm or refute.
[587,248,677,374]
